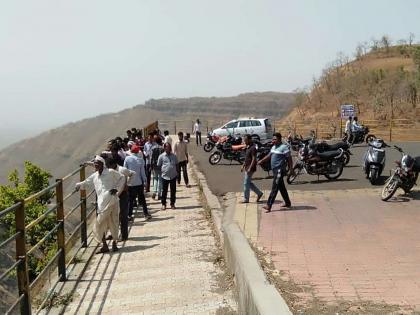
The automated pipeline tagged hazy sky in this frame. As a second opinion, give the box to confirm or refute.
[1,0,419,132]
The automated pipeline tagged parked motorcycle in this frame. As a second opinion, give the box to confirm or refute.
[313,141,352,166]
[255,140,274,173]
[363,138,388,185]
[287,141,346,184]
[381,145,420,201]
[203,132,220,152]
[208,136,245,165]
[342,125,376,145]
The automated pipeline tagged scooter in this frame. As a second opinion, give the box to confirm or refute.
[363,138,388,185]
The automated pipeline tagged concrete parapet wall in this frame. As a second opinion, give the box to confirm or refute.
[190,156,292,315]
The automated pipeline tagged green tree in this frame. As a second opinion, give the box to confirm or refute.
[0,162,56,280]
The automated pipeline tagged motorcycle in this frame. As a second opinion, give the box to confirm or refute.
[342,125,376,145]
[255,140,274,173]
[208,136,245,165]
[381,145,420,201]
[203,132,220,152]
[287,141,346,184]
[363,138,388,185]
[314,141,352,165]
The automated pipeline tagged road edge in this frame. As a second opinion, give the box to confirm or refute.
[190,156,292,315]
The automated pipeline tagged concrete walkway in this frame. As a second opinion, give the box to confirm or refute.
[60,169,237,315]
[234,188,420,313]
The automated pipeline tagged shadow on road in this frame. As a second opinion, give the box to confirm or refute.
[129,235,167,242]
[270,205,317,212]
[119,243,159,253]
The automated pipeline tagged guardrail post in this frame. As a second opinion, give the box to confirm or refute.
[80,166,88,248]
[15,200,31,314]
[174,121,177,134]
[389,119,393,142]
[55,179,66,282]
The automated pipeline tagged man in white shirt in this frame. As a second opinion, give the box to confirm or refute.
[174,131,190,187]
[108,158,135,241]
[76,156,125,253]
[344,116,353,141]
[193,119,202,146]
[163,130,172,146]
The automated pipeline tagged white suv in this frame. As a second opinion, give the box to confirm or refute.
[212,118,273,141]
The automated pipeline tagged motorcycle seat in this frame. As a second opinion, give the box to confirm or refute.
[317,149,342,159]
[326,142,349,151]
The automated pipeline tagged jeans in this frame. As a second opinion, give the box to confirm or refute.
[152,168,163,197]
[128,185,149,217]
[267,167,291,208]
[196,131,202,145]
[162,178,177,206]
[145,164,152,192]
[243,172,262,202]
[177,161,189,185]
[119,191,129,240]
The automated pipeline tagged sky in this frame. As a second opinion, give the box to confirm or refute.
[0,0,419,138]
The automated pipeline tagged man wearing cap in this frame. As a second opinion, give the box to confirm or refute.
[124,144,152,220]
[75,156,125,254]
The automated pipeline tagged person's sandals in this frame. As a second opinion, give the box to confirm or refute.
[262,205,271,213]
[257,193,263,203]
[145,214,152,220]
[240,201,249,204]
[96,246,110,254]
[105,235,113,241]
[171,205,176,210]
[161,205,166,210]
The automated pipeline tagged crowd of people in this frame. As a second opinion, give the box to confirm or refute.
[75,127,191,254]
[74,122,294,254]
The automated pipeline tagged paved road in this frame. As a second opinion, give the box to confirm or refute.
[189,141,420,195]
[232,189,420,313]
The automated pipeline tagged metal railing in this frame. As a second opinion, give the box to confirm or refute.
[0,165,97,314]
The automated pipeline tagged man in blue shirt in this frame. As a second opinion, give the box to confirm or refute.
[157,143,178,210]
[257,133,293,212]
[124,144,152,220]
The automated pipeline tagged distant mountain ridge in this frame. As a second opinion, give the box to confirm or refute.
[143,91,296,120]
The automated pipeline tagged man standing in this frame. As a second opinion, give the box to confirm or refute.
[75,156,124,253]
[143,132,156,192]
[174,132,190,187]
[163,130,172,146]
[193,119,202,146]
[344,116,353,141]
[241,134,263,203]
[108,158,135,241]
[151,137,164,200]
[257,133,293,212]
[157,143,178,210]
[124,145,152,221]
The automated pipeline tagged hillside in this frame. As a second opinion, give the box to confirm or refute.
[0,107,169,183]
[143,92,296,120]
[283,44,420,124]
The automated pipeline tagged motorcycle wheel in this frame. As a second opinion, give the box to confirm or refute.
[369,168,379,185]
[209,151,222,165]
[343,152,350,165]
[324,161,344,180]
[287,164,302,184]
[381,175,399,201]
[203,143,214,152]
[365,134,376,143]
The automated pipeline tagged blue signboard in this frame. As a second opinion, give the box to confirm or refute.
[341,104,355,118]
